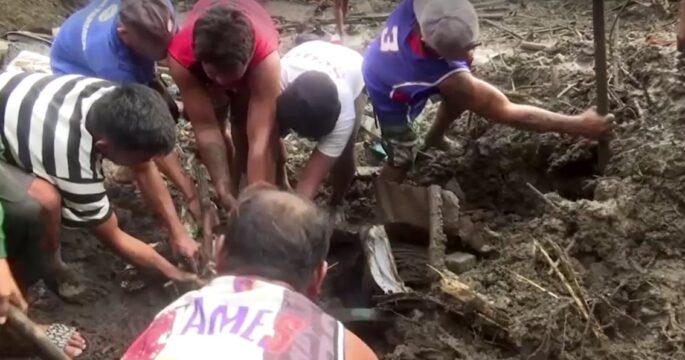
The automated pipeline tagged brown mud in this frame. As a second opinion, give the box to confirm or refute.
[3,0,685,359]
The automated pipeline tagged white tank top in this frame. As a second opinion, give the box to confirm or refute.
[123,276,346,360]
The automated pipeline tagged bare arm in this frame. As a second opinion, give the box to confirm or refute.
[344,329,379,360]
[93,214,189,282]
[334,0,348,39]
[169,57,236,209]
[439,72,613,139]
[131,160,197,258]
[296,149,337,199]
[246,52,281,185]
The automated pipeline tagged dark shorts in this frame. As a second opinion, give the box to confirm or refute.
[0,160,48,286]
[372,109,420,169]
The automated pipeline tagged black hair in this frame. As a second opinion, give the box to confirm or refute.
[193,6,254,69]
[277,71,340,140]
[219,186,332,291]
[88,84,175,155]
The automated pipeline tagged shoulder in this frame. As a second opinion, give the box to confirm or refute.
[343,328,378,360]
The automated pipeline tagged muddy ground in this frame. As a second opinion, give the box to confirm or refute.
[3,0,685,359]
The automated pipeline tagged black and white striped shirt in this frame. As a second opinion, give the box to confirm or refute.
[0,71,115,227]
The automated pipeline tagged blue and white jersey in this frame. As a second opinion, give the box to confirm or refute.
[362,0,470,127]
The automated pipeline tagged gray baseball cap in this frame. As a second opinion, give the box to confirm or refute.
[119,0,177,46]
[413,0,479,60]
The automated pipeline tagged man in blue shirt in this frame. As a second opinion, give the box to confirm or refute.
[363,0,615,183]
[51,0,203,262]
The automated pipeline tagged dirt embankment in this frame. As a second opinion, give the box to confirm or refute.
[377,2,685,359]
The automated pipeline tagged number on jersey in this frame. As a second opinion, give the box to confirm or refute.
[380,26,399,52]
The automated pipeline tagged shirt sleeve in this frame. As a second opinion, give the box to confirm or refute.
[0,203,6,259]
[56,178,113,228]
[316,86,356,158]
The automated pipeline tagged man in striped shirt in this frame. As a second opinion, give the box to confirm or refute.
[51,0,203,262]
[0,71,200,300]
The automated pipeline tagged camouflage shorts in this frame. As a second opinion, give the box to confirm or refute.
[381,124,420,169]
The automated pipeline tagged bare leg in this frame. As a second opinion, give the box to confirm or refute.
[330,95,362,205]
[26,179,63,275]
[154,151,201,222]
[423,100,465,150]
[677,0,685,52]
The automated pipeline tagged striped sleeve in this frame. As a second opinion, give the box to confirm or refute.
[55,176,112,228]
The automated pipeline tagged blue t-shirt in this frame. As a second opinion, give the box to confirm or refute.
[50,0,171,84]
[362,0,470,127]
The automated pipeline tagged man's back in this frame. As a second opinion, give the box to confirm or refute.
[123,275,346,359]
[50,0,159,83]
[0,72,115,227]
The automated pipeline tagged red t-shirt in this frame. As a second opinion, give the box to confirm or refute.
[168,0,278,85]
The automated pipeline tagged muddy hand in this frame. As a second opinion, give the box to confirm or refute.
[170,232,199,261]
[578,107,615,140]
[174,271,207,289]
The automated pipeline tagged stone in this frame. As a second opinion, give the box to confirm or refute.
[445,251,477,274]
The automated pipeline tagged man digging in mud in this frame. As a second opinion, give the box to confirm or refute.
[168,0,282,210]
[363,0,615,183]
[123,184,378,360]
[277,38,365,217]
[0,72,202,303]
[50,0,203,263]
[0,203,87,358]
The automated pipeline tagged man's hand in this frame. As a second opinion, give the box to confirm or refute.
[576,107,615,140]
[0,259,27,324]
[173,271,208,288]
[169,233,199,261]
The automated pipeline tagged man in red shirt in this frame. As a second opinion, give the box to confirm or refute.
[168,0,281,210]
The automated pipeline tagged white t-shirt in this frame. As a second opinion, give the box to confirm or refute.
[280,41,364,158]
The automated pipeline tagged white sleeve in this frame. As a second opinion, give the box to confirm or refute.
[316,86,356,158]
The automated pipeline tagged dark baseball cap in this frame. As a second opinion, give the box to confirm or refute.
[413,0,479,60]
[277,71,341,140]
[119,0,177,48]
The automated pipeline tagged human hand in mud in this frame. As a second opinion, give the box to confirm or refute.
[577,107,615,140]
[0,259,27,324]
[169,232,200,263]
[173,271,208,289]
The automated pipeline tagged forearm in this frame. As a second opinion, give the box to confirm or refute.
[505,104,583,135]
[132,161,186,237]
[246,107,276,185]
[195,127,234,201]
[94,216,182,280]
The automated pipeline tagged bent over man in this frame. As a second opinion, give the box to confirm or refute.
[169,0,281,210]
[278,40,364,209]
[0,72,200,300]
[51,0,202,261]
[363,0,614,183]
[123,185,378,360]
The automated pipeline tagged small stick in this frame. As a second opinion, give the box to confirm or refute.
[556,83,576,98]
[482,19,524,39]
[6,306,69,360]
[526,183,563,213]
[505,268,560,299]
[533,241,590,321]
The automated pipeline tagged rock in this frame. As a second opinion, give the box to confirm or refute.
[445,251,477,274]
[445,178,465,199]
